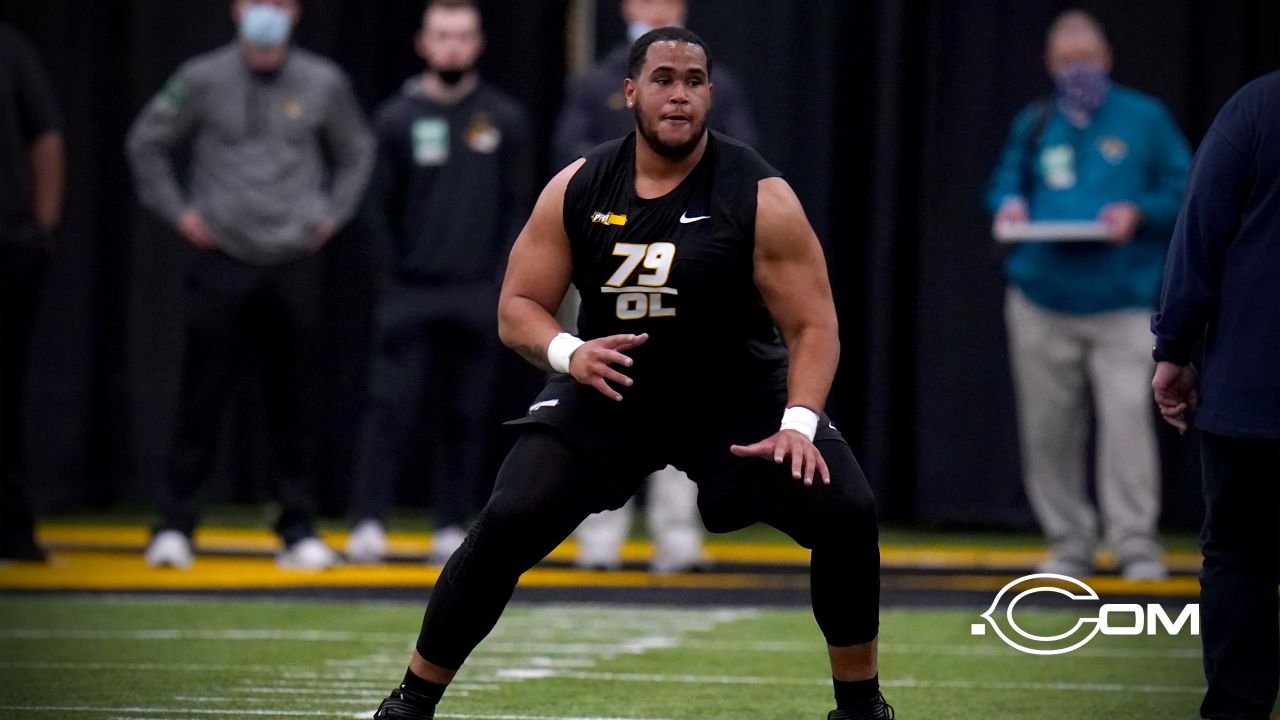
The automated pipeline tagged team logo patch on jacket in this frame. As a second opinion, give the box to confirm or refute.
[1097,136,1129,165]
[466,113,502,154]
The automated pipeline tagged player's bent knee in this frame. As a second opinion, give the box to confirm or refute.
[813,487,878,549]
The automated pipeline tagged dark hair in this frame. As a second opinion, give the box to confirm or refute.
[627,26,713,80]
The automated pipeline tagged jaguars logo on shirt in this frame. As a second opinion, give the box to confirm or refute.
[466,113,502,154]
[1097,137,1129,165]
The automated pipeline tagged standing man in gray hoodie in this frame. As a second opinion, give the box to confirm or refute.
[126,0,374,570]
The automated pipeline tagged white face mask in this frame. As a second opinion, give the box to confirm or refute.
[240,3,293,48]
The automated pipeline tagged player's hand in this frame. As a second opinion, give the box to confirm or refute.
[1152,361,1199,434]
[178,208,218,250]
[730,430,831,487]
[992,197,1029,234]
[569,333,649,402]
[1099,201,1142,244]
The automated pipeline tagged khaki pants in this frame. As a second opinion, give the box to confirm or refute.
[1005,287,1162,567]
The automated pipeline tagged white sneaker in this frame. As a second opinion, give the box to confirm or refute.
[650,527,708,574]
[1122,560,1169,582]
[427,525,467,564]
[651,547,710,575]
[144,530,194,570]
[277,537,340,571]
[345,519,388,564]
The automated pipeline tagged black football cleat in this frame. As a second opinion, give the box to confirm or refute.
[828,693,895,720]
[372,687,436,719]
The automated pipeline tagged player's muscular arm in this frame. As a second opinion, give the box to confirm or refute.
[752,177,840,414]
[498,160,584,371]
[729,177,839,486]
[499,160,648,397]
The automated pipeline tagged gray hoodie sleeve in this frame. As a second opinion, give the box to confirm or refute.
[319,73,374,227]
[125,65,201,227]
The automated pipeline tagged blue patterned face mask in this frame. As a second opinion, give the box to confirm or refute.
[240,3,292,48]
[1054,62,1110,120]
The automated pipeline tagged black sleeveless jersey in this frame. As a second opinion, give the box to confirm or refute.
[560,130,789,409]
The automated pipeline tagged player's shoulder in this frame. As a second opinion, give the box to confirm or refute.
[710,131,782,184]
[559,137,626,227]
[561,135,628,210]
[577,134,632,174]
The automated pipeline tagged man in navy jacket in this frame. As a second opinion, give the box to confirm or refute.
[1151,70,1280,720]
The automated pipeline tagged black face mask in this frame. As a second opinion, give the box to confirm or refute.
[436,68,470,86]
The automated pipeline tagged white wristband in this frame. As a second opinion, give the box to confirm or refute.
[547,332,585,374]
[780,406,819,441]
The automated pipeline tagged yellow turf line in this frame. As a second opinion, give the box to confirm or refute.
[0,550,1201,596]
[33,524,1203,571]
[0,551,805,591]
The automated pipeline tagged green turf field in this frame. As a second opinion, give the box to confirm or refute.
[0,595,1215,720]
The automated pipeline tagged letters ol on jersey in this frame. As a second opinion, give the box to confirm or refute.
[603,241,677,319]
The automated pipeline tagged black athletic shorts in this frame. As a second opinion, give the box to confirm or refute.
[505,373,848,530]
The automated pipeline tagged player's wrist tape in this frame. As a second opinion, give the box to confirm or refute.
[780,406,819,441]
[547,332,585,374]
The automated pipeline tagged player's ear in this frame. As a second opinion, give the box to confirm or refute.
[623,78,636,109]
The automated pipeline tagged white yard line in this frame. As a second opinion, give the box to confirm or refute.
[0,628,1199,660]
[490,669,1204,695]
[681,639,1200,659]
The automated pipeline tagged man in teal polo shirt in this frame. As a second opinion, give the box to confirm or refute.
[986,10,1190,581]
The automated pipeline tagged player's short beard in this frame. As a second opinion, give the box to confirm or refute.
[634,105,707,160]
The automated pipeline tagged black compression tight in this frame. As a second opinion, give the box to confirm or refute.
[415,428,880,670]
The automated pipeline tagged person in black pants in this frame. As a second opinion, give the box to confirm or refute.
[1152,69,1280,720]
[370,27,890,720]
[161,252,327,557]
[126,0,375,569]
[344,0,534,565]
[0,24,64,562]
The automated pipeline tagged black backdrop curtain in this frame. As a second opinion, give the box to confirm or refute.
[3,0,1277,528]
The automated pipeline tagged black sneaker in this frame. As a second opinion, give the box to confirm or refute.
[828,693,895,720]
[0,536,46,562]
[372,687,436,719]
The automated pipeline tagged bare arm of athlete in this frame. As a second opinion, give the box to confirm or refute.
[498,159,649,401]
[729,177,839,486]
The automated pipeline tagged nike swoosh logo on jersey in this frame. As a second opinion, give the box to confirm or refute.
[679,212,711,224]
